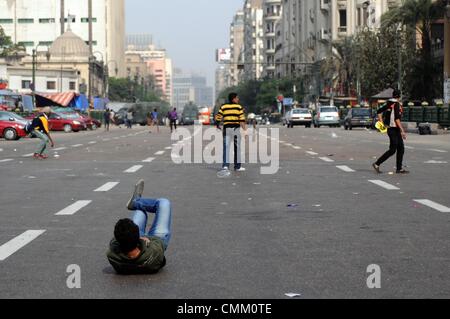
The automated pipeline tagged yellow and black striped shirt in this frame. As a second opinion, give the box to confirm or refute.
[215,104,246,128]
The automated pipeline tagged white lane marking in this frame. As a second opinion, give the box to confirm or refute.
[336,165,355,172]
[427,149,448,153]
[103,138,111,142]
[94,182,119,192]
[22,153,34,157]
[155,151,165,156]
[293,146,302,150]
[0,159,13,163]
[306,151,319,156]
[55,200,92,216]
[114,137,120,140]
[142,157,155,163]
[165,147,172,150]
[414,200,450,213]
[405,146,415,150]
[369,180,400,190]
[124,165,143,173]
[88,141,97,145]
[0,230,46,261]
[425,160,448,164]
[0,148,3,152]
[319,157,335,163]
[53,147,67,151]
[71,144,83,148]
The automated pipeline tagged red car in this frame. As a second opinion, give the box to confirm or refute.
[25,112,87,133]
[0,111,29,140]
[77,113,101,130]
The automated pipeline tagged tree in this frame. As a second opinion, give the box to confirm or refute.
[381,0,446,101]
[0,26,24,57]
[108,77,163,103]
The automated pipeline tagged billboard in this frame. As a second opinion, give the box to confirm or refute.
[216,48,231,63]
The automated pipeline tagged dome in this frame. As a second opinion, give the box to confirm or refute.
[49,29,90,58]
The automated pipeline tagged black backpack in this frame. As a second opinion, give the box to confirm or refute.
[24,116,42,134]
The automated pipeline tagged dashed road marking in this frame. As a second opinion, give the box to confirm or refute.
[427,149,448,153]
[55,200,92,216]
[71,144,83,148]
[336,165,355,172]
[413,199,450,213]
[293,146,302,150]
[94,182,120,192]
[53,147,67,151]
[306,151,319,156]
[319,157,335,163]
[0,159,13,163]
[369,180,400,190]
[22,153,34,158]
[425,160,448,164]
[155,151,165,156]
[165,147,172,150]
[142,157,155,163]
[405,146,415,150]
[124,165,143,173]
[0,230,46,261]
[88,141,97,145]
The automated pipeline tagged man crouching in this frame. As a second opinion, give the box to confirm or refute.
[107,180,172,275]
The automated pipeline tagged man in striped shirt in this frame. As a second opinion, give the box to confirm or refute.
[215,93,247,171]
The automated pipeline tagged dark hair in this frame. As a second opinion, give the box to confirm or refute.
[228,93,238,104]
[114,219,140,253]
[154,108,157,112]
[392,89,401,98]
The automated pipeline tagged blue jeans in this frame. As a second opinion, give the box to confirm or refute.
[222,127,242,169]
[131,198,172,250]
[31,130,49,155]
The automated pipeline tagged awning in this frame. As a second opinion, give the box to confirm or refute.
[38,92,76,107]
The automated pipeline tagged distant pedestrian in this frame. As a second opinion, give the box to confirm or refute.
[373,89,409,174]
[104,108,111,131]
[106,180,172,275]
[168,108,178,133]
[215,93,247,172]
[110,109,116,126]
[28,107,55,160]
[149,108,159,133]
[126,110,134,129]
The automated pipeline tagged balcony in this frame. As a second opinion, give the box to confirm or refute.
[320,0,331,11]
[266,48,276,54]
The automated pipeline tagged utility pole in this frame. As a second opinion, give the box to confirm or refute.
[444,1,450,107]
[88,0,93,108]
[60,0,65,35]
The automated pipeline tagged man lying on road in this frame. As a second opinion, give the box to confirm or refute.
[106,180,172,275]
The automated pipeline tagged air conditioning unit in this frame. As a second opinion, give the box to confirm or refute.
[319,28,330,42]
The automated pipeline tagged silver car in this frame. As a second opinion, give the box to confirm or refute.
[314,106,340,128]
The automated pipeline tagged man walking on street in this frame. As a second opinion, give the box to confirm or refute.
[30,107,55,160]
[168,108,178,133]
[215,93,247,172]
[104,108,111,131]
[373,89,409,174]
[126,110,133,129]
[150,108,159,133]
[106,180,172,275]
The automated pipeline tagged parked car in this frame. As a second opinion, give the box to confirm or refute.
[0,111,29,140]
[343,108,373,130]
[78,113,101,130]
[285,108,313,128]
[25,112,87,133]
[313,106,340,128]
[255,115,263,124]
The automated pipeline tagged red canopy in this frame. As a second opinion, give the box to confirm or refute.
[39,92,76,107]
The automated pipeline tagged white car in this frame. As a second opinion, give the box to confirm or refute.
[285,108,313,128]
[313,106,341,128]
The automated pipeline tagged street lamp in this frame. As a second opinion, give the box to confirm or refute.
[31,44,51,93]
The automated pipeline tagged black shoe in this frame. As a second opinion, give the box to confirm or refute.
[372,163,381,174]
[396,169,410,174]
[126,180,145,210]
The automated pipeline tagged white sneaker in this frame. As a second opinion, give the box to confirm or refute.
[235,167,246,172]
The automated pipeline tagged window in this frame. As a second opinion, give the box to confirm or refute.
[18,19,34,24]
[81,18,97,23]
[0,19,13,24]
[85,41,98,46]
[22,80,31,89]
[339,10,347,27]
[39,18,55,23]
[39,41,53,46]
[47,81,56,90]
[18,41,34,47]
[69,82,76,90]
[64,17,76,23]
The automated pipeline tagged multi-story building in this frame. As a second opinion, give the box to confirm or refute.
[229,10,245,86]
[215,64,230,100]
[125,36,173,105]
[243,0,264,81]
[262,0,282,79]
[173,71,213,110]
[0,0,126,77]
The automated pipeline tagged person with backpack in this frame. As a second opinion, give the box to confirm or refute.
[372,89,409,174]
[104,108,111,132]
[26,107,55,160]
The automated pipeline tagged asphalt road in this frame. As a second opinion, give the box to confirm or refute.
[0,124,449,299]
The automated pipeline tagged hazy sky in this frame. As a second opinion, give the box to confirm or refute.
[126,0,244,87]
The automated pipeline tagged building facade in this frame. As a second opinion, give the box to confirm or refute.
[243,0,264,81]
[173,71,213,110]
[0,0,125,77]
[229,10,245,86]
[262,0,282,79]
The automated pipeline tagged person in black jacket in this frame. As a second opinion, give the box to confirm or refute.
[372,89,409,174]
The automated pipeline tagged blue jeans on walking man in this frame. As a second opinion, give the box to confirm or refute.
[131,198,172,250]
[31,130,49,155]
[222,127,242,170]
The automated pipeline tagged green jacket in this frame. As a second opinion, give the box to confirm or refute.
[106,236,166,275]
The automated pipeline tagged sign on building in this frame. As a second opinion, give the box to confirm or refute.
[216,48,231,63]
[444,79,450,105]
